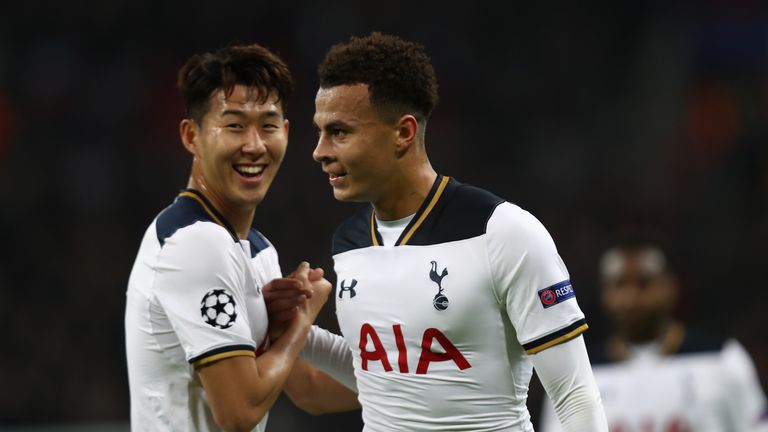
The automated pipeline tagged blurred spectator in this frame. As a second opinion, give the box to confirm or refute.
[539,233,768,431]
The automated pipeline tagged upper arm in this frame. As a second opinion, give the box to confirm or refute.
[153,223,257,365]
[154,223,272,430]
[197,356,267,430]
[485,203,587,353]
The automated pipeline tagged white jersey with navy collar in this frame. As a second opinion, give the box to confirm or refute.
[125,189,279,432]
[332,175,588,431]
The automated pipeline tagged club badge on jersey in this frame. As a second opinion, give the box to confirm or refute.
[429,261,449,311]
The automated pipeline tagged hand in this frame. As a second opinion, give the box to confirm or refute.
[263,272,312,340]
[291,263,332,325]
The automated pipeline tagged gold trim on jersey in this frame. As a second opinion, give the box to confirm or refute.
[398,175,450,246]
[192,349,256,368]
[370,209,379,246]
[367,176,451,247]
[525,323,589,355]
[179,191,226,227]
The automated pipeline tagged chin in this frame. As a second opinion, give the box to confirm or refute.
[332,188,365,203]
[235,190,267,207]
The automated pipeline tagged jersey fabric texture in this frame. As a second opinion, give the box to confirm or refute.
[539,323,768,432]
[125,189,278,432]
[332,175,588,431]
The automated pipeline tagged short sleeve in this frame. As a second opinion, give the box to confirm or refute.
[486,203,587,355]
[720,339,768,430]
[153,221,257,367]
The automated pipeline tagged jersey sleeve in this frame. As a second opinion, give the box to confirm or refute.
[486,202,587,355]
[152,221,257,368]
[719,339,768,430]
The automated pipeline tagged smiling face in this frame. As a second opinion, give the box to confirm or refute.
[181,84,288,212]
[312,84,400,204]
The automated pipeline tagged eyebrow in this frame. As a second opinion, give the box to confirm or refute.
[316,120,351,131]
[220,109,283,120]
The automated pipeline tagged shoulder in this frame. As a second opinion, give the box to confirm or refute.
[487,202,554,244]
[156,194,235,247]
[332,205,375,256]
[402,177,506,246]
[676,328,728,355]
[247,228,273,258]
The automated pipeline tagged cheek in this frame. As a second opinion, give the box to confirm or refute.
[268,140,288,163]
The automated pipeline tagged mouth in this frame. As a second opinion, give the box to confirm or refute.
[326,170,347,186]
[234,164,266,179]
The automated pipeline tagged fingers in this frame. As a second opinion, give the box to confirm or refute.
[308,267,325,281]
[294,261,310,282]
[267,295,307,314]
[263,277,311,301]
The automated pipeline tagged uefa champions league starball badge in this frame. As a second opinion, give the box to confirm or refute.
[200,289,238,329]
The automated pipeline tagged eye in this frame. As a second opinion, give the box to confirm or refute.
[263,123,280,131]
[226,123,244,130]
[332,128,347,138]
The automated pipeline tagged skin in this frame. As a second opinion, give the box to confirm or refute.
[180,84,289,238]
[601,248,677,343]
[273,83,443,414]
[312,84,436,220]
[177,84,332,431]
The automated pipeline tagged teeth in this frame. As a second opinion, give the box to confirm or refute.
[236,165,264,175]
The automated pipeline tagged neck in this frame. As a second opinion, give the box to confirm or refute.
[372,163,437,221]
[187,176,255,239]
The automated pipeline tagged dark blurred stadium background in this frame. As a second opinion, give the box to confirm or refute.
[1,0,766,430]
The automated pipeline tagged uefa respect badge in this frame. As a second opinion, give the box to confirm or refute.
[537,280,576,309]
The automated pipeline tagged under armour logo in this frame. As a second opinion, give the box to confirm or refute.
[429,261,449,311]
[339,279,357,298]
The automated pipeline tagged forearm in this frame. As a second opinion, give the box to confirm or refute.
[284,359,360,414]
[248,318,313,406]
[198,319,311,431]
[530,335,608,432]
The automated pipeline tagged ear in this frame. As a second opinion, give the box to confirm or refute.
[283,118,290,137]
[180,118,199,156]
[394,114,418,157]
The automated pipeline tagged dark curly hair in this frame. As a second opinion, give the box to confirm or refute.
[318,32,438,123]
[177,43,294,124]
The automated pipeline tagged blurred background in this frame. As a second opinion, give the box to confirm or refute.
[1,0,766,430]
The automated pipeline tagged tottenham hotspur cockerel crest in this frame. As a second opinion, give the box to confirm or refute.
[430,261,449,311]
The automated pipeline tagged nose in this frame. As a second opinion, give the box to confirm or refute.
[312,132,332,163]
[242,130,267,156]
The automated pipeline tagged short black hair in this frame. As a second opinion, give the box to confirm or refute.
[602,228,677,275]
[318,32,438,123]
[177,43,294,124]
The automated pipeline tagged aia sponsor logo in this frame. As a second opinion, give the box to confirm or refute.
[537,280,576,309]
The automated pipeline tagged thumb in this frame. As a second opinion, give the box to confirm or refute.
[295,261,310,280]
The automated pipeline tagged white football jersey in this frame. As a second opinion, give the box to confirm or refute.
[125,190,279,432]
[332,175,588,431]
[539,325,768,432]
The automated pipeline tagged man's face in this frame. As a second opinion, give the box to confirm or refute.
[601,248,676,342]
[312,84,399,203]
[186,84,288,210]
